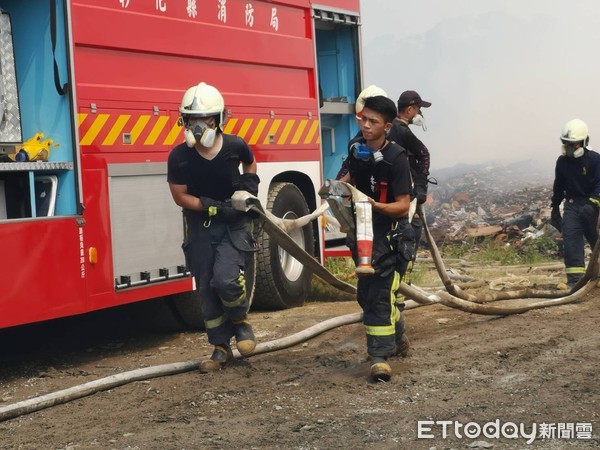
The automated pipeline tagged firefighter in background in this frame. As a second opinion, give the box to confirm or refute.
[389,90,432,255]
[167,82,260,372]
[550,118,600,289]
[338,96,414,381]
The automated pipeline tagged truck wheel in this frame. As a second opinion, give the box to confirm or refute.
[254,182,314,309]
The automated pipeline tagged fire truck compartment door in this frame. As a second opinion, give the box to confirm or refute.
[108,163,186,287]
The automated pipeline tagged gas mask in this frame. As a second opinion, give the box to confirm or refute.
[351,142,384,164]
[411,113,427,131]
[561,142,584,158]
[183,119,217,148]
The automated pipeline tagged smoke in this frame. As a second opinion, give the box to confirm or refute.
[361,0,600,171]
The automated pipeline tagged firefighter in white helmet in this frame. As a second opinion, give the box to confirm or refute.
[167,82,260,372]
[550,118,600,289]
[338,95,414,382]
[335,85,388,180]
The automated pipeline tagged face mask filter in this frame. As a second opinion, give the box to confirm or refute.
[561,143,584,158]
[351,142,384,164]
[183,119,216,148]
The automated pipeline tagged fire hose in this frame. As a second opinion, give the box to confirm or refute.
[1,188,597,422]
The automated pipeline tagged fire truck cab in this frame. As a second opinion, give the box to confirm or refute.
[0,0,362,329]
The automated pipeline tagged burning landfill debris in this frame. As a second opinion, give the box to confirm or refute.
[423,160,563,250]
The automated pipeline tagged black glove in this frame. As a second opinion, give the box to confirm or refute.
[200,197,247,222]
[413,174,428,205]
[550,206,562,232]
[582,201,599,224]
[414,184,428,205]
[199,196,222,214]
[240,173,260,196]
[219,205,247,223]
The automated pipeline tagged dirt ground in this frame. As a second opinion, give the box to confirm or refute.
[0,284,598,449]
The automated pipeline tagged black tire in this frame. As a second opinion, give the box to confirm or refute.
[254,182,314,309]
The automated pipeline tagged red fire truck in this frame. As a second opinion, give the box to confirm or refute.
[0,0,362,329]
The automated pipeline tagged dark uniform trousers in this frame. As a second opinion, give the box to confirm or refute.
[357,269,402,357]
[187,215,252,346]
[353,221,414,358]
[563,199,598,285]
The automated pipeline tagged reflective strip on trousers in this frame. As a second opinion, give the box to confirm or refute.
[221,272,247,308]
[205,314,227,330]
[565,267,585,274]
[364,324,396,336]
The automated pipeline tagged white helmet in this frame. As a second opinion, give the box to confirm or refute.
[179,82,225,125]
[560,118,589,144]
[355,85,388,117]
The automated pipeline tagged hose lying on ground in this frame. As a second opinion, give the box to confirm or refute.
[2,196,596,422]
[418,205,600,301]
[0,299,426,423]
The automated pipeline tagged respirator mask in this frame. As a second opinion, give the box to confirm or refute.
[411,113,427,131]
[183,118,217,148]
[561,141,584,158]
[351,142,384,164]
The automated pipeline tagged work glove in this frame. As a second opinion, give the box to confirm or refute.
[550,206,562,232]
[240,173,260,196]
[414,184,428,205]
[413,174,428,205]
[200,197,247,223]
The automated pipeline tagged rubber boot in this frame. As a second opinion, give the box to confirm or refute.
[370,356,392,382]
[233,317,256,356]
[200,344,233,373]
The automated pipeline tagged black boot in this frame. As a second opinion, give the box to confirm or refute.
[233,317,256,356]
[200,344,233,373]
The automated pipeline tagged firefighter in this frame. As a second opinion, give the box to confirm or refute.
[167,82,260,372]
[339,96,414,381]
[550,118,600,289]
[389,90,432,246]
[335,85,388,181]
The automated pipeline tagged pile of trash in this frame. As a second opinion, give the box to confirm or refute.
[424,160,560,246]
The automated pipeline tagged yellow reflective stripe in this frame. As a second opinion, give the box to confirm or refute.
[263,119,282,144]
[364,324,395,336]
[102,114,131,146]
[237,119,253,140]
[249,119,268,145]
[222,273,247,307]
[278,119,295,144]
[590,197,600,207]
[565,267,586,274]
[164,121,183,146]
[129,115,151,144]
[390,272,401,324]
[222,293,246,308]
[304,120,319,144]
[78,113,88,126]
[144,115,169,145]
[223,118,238,134]
[291,119,308,144]
[205,315,227,330]
[80,114,110,146]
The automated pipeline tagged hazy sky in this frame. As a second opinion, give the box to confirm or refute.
[360,0,600,171]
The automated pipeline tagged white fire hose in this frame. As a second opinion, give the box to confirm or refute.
[1,188,596,422]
